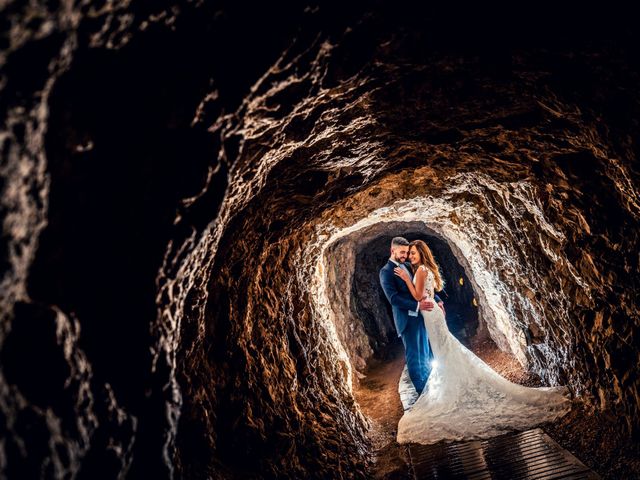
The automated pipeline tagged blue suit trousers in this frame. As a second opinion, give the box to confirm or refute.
[400,313,432,395]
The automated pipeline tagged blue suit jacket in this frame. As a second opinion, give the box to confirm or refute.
[379,260,444,337]
[379,260,420,337]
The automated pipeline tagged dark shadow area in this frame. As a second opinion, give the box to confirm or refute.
[26,36,215,478]
[21,6,311,475]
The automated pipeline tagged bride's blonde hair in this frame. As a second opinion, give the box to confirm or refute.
[409,240,444,291]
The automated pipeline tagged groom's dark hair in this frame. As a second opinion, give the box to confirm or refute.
[391,236,409,247]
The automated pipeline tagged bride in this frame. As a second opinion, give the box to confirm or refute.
[392,240,571,444]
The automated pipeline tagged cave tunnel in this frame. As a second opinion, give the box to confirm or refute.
[1,2,640,479]
[324,221,481,377]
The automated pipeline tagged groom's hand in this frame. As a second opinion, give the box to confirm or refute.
[419,299,434,311]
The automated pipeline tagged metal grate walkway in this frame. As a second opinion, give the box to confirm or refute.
[408,428,601,479]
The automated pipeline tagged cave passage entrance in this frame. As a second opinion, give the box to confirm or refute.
[322,220,484,377]
[352,223,480,359]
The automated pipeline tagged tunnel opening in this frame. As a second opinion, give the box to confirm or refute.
[306,177,590,429]
[353,225,480,352]
[323,220,483,381]
[315,213,559,477]
[316,200,548,377]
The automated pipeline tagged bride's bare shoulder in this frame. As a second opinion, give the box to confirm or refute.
[419,265,434,279]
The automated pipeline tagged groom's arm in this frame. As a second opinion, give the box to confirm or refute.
[379,268,419,312]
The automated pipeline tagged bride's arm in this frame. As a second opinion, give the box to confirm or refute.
[394,267,426,301]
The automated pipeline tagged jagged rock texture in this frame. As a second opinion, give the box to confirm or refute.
[1,2,639,479]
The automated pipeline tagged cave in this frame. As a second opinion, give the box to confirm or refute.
[324,221,481,377]
[1,2,639,479]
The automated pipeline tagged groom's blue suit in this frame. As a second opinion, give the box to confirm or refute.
[379,259,434,394]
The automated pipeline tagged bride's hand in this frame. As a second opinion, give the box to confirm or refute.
[393,267,410,282]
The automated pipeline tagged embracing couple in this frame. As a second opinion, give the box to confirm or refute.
[378,236,571,444]
[378,237,444,395]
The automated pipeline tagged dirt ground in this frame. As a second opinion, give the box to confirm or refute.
[353,337,640,479]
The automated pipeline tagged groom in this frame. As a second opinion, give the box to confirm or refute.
[379,237,435,395]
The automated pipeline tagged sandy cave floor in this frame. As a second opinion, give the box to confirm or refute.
[353,336,640,479]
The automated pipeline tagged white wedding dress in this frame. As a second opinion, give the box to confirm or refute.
[397,266,571,444]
